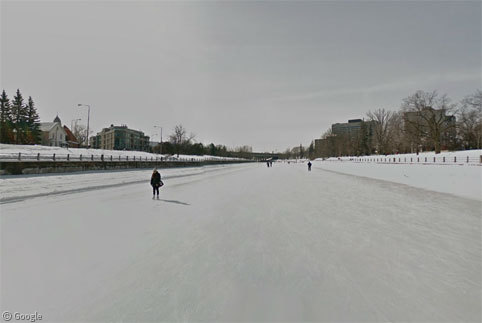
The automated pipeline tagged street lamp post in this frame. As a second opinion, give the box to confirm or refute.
[77,104,90,147]
[154,125,162,155]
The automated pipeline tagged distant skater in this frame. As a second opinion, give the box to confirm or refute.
[150,168,163,199]
[307,161,312,171]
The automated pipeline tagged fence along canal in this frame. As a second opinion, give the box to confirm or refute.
[0,152,250,175]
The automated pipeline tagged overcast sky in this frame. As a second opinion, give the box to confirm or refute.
[1,0,480,152]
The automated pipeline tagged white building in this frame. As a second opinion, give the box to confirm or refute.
[39,116,67,147]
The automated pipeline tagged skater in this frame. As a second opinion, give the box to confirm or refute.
[307,161,312,171]
[150,168,163,199]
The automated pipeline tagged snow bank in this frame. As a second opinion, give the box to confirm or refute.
[0,144,244,162]
[314,161,482,201]
[319,149,482,164]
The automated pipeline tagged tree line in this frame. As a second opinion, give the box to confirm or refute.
[0,89,42,144]
[151,124,254,159]
[315,89,481,158]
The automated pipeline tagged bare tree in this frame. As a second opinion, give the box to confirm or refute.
[235,145,252,153]
[169,124,195,157]
[234,145,253,159]
[289,145,305,159]
[401,90,457,154]
[388,112,407,153]
[283,147,292,159]
[366,108,395,155]
[72,123,89,147]
[458,90,482,149]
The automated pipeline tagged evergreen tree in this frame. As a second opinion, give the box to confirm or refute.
[0,90,13,143]
[208,143,217,156]
[308,141,315,159]
[11,89,28,144]
[357,122,371,156]
[299,144,305,158]
[25,96,41,144]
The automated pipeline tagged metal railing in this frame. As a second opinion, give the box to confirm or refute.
[0,153,241,163]
[326,155,482,165]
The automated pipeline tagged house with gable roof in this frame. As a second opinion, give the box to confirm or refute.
[63,126,80,148]
[39,115,68,147]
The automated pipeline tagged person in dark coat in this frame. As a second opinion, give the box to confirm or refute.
[307,161,312,171]
[151,169,162,199]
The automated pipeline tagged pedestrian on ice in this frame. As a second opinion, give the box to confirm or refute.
[308,161,312,171]
[151,168,163,199]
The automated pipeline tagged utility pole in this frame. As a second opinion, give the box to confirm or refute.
[154,125,163,154]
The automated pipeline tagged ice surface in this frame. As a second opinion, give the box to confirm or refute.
[0,164,243,202]
[1,163,481,321]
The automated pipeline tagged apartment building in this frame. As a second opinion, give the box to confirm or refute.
[403,107,456,151]
[331,119,364,136]
[92,124,150,152]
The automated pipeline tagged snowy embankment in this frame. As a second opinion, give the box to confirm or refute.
[314,150,482,201]
[322,149,482,164]
[0,143,244,162]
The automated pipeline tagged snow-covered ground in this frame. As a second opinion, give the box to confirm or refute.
[314,161,482,201]
[0,143,244,162]
[1,162,481,321]
[321,149,482,164]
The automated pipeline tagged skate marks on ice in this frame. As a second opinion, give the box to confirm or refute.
[2,163,480,321]
[0,180,147,204]
[0,164,252,204]
[74,165,480,321]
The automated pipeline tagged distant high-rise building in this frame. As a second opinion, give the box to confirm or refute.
[403,107,456,151]
[331,119,364,136]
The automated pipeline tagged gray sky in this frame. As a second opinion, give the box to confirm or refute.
[1,0,480,152]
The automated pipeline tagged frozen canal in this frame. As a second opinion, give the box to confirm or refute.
[1,163,481,322]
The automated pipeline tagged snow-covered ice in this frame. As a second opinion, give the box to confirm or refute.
[1,162,481,321]
[0,164,243,203]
